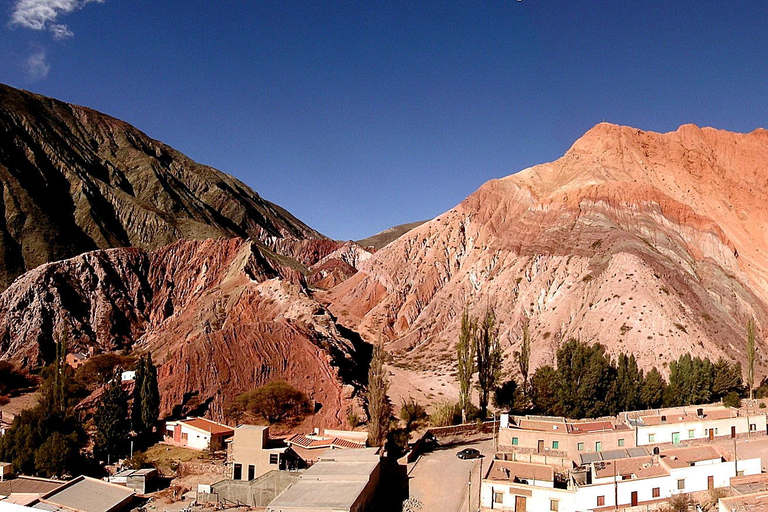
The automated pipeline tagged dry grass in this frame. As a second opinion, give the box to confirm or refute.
[143,443,203,474]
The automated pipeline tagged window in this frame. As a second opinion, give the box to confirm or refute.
[597,496,605,507]
[493,492,503,503]
[652,487,660,498]
[677,479,685,490]
[512,437,519,445]
[618,438,625,447]
[648,433,655,443]
[550,499,559,511]
[577,442,584,451]
[233,463,242,480]
[552,440,559,449]
[269,454,279,464]
[737,470,745,477]
[750,423,757,431]
[595,441,602,452]
[688,429,695,438]
[182,433,188,441]
[714,428,718,434]
[248,465,255,480]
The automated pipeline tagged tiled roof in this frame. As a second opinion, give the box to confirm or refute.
[0,477,66,496]
[180,417,234,435]
[485,460,554,483]
[659,446,722,469]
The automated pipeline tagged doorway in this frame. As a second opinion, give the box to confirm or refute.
[515,496,526,512]
[631,491,638,506]
[537,440,544,453]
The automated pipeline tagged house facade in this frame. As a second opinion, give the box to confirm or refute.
[163,417,234,451]
[481,445,762,512]
[229,425,297,481]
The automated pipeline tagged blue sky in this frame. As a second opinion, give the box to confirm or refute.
[2,1,767,240]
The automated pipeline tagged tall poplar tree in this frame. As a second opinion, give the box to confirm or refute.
[366,338,390,447]
[132,353,160,439]
[475,307,503,418]
[747,318,757,400]
[456,306,476,420]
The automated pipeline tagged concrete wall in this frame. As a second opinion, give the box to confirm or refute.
[213,471,301,507]
[481,481,576,511]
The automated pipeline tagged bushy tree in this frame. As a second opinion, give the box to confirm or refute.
[233,381,312,425]
[366,340,391,446]
[531,365,559,414]
[712,357,743,401]
[94,375,130,462]
[554,339,615,418]
[492,379,518,412]
[640,367,666,409]
[613,354,643,413]
[399,397,427,430]
[76,354,135,391]
[666,354,714,406]
[475,308,503,418]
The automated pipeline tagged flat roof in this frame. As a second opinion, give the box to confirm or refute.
[0,477,66,496]
[302,460,379,481]
[660,446,722,469]
[35,476,134,512]
[719,491,768,512]
[485,460,554,483]
[317,448,380,462]
[267,479,368,509]
[593,458,667,480]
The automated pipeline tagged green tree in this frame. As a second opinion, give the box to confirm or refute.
[666,353,714,406]
[553,339,615,418]
[492,379,518,412]
[613,354,643,413]
[456,306,476,421]
[233,381,311,425]
[747,318,757,400]
[475,307,503,418]
[712,358,743,401]
[94,374,130,462]
[640,367,666,409]
[366,340,391,446]
[132,353,160,439]
[35,431,80,478]
[514,318,532,396]
[530,365,559,415]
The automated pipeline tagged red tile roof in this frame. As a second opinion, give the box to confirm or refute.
[181,418,234,435]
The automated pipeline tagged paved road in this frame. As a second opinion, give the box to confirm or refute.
[408,439,493,512]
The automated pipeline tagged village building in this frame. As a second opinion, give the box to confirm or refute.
[718,490,768,512]
[266,448,381,512]
[108,467,158,494]
[498,415,636,460]
[482,444,762,511]
[32,475,135,512]
[285,428,368,465]
[163,417,234,451]
[228,425,302,481]
[64,352,89,370]
[624,405,768,445]
[0,476,65,507]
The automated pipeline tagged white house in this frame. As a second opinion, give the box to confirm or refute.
[625,405,767,446]
[164,417,234,451]
[481,445,761,512]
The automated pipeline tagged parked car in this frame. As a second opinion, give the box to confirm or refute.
[456,448,481,459]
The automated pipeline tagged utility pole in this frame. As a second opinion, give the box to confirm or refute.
[467,470,472,512]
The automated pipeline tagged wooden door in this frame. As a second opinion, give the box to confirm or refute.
[708,475,714,490]
[672,432,680,444]
[537,440,544,452]
[515,495,526,512]
[174,425,181,443]
[631,491,638,506]
[731,426,736,439]
[708,429,715,441]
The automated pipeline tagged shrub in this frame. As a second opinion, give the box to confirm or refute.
[346,411,361,429]
[229,381,311,425]
[431,401,461,427]
[723,391,741,408]
[399,398,427,430]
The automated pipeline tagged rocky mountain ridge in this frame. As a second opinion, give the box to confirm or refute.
[0,83,322,290]
[323,123,768,378]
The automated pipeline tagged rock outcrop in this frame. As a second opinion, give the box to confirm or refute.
[324,123,768,377]
[0,83,322,290]
[0,238,365,425]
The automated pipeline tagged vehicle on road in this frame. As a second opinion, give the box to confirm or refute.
[456,448,481,459]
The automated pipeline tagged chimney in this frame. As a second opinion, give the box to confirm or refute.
[697,408,704,418]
